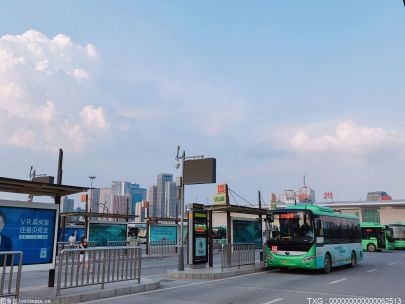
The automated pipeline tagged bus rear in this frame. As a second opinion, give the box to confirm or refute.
[360,222,386,252]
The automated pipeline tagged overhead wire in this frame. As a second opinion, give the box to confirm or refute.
[228,187,255,207]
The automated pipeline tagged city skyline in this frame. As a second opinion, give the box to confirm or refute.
[1,2,405,205]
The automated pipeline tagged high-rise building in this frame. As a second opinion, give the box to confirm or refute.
[89,188,100,213]
[112,194,130,219]
[155,173,179,218]
[148,186,157,218]
[111,181,146,220]
[61,196,74,212]
[129,183,147,216]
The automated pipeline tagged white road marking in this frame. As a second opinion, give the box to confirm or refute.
[329,278,347,284]
[367,268,377,272]
[262,298,284,304]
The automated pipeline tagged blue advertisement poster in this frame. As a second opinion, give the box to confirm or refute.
[58,226,85,242]
[0,201,58,266]
[89,222,127,246]
[149,225,177,242]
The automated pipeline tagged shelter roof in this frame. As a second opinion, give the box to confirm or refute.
[204,204,268,216]
[0,176,88,197]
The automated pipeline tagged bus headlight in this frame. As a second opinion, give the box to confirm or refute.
[303,256,315,263]
[267,255,274,262]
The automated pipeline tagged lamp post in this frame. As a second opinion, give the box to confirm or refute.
[88,176,96,213]
[175,146,185,271]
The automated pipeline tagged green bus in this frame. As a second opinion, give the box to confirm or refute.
[265,204,363,273]
[360,222,387,252]
[386,222,405,250]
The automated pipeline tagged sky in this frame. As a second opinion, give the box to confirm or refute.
[0,1,405,208]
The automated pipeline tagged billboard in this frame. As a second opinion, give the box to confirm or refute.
[232,218,262,249]
[149,225,177,242]
[0,200,58,270]
[89,222,127,246]
[183,158,216,185]
[58,225,85,242]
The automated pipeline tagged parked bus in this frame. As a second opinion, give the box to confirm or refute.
[265,204,362,273]
[360,222,387,252]
[386,222,405,250]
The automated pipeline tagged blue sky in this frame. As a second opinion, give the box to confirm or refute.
[0,1,405,207]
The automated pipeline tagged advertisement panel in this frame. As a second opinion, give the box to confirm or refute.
[58,225,85,242]
[190,210,208,264]
[0,199,58,270]
[149,225,177,242]
[89,222,127,246]
[233,218,262,249]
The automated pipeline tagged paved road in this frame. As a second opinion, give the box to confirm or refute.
[86,251,405,304]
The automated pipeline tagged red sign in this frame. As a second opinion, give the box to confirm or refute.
[271,245,278,253]
[323,192,333,199]
[217,184,227,194]
[279,213,296,219]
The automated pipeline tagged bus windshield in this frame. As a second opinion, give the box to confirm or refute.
[271,211,314,241]
[391,226,405,240]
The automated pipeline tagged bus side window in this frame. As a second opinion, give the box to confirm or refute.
[316,219,323,237]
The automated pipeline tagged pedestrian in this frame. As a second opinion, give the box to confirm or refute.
[68,232,76,247]
[79,236,89,269]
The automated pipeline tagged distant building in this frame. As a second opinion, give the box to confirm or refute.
[111,181,146,220]
[279,190,297,205]
[148,185,157,218]
[279,176,316,205]
[154,173,179,218]
[367,191,392,201]
[61,196,74,212]
[89,187,100,214]
[99,187,112,214]
[296,176,315,204]
[317,199,405,224]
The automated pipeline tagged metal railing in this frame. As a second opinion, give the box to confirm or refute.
[107,240,133,247]
[56,246,142,296]
[221,243,256,271]
[57,241,96,255]
[0,251,23,299]
[148,240,177,255]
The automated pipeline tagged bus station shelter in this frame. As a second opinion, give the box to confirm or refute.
[203,204,268,267]
[0,176,89,287]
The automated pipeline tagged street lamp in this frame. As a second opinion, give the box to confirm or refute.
[88,176,96,213]
[175,146,185,271]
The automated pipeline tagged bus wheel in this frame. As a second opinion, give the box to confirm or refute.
[323,254,332,274]
[350,251,357,268]
[367,243,376,252]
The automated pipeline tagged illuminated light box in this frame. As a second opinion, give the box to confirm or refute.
[0,199,59,271]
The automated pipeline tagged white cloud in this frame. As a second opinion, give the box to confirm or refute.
[287,120,405,156]
[0,30,104,153]
[72,68,90,82]
[8,128,37,147]
[80,105,110,131]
